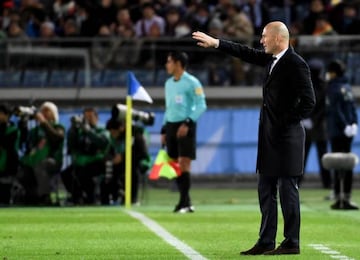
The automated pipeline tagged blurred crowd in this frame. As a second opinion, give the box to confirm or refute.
[1,0,360,86]
[1,0,360,42]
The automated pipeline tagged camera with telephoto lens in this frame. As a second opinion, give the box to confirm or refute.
[70,114,84,128]
[111,104,155,126]
[13,106,37,119]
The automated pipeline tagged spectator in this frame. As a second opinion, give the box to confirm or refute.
[21,4,47,38]
[91,24,116,70]
[52,0,75,19]
[7,21,28,40]
[39,20,58,44]
[302,0,327,34]
[189,3,211,33]
[134,2,165,37]
[0,103,20,205]
[222,3,254,42]
[19,102,65,205]
[206,18,232,86]
[330,3,360,35]
[98,0,117,28]
[164,6,181,37]
[114,7,135,37]
[312,14,337,36]
[241,0,270,35]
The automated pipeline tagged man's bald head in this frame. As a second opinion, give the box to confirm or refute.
[260,21,290,55]
[266,21,290,42]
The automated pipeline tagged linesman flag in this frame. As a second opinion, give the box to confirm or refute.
[149,149,181,180]
[128,71,153,103]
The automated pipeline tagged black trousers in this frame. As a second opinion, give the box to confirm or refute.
[257,175,300,248]
[330,136,354,197]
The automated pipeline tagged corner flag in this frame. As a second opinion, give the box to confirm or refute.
[125,71,153,208]
[128,71,153,103]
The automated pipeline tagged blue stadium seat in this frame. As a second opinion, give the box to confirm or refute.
[76,70,103,87]
[102,69,126,87]
[22,70,48,87]
[131,69,155,86]
[49,70,76,87]
[154,69,168,86]
[0,70,22,87]
[188,69,209,86]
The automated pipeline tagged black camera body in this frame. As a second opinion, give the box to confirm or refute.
[13,106,37,119]
[70,114,84,128]
[111,104,155,126]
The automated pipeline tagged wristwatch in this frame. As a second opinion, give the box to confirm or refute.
[183,118,194,127]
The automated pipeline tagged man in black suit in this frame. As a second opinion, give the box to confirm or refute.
[193,21,315,255]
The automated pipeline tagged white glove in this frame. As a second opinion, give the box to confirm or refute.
[344,125,353,137]
[302,118,313,130]
[352,123,358,136]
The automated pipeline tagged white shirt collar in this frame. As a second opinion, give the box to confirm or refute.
[273,48,288,61]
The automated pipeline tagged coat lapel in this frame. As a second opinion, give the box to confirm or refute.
[264,47,293,87]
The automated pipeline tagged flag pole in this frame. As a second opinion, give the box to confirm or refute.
[125,95,132,208]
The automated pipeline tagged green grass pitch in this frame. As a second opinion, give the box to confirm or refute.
[1,187,359,259]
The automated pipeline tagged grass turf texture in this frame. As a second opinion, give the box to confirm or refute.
[1,188,359,259]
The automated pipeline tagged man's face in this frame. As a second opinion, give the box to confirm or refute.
[40,107,53,121]
[109,125,125,139]
[0,111,8,124]
[165,56,176,75]
[84,111,98,126]
[260,26,277,54]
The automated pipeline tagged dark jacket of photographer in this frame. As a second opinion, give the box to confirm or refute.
[110,126,150,175]
[67,124,110,167]
[0,121,20,177]
[21,121,65,167]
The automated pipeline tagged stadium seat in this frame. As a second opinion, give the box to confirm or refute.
[22,70,48,87]
[0,70,22,87]
[154,69,168,86]
[188,69,209,86]
[131,69,155,86]
[48,70,76,87]
[76,70,103,87]
[102,69,127,87]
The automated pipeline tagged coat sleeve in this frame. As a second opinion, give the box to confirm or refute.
[218,39,271,67]
[290,61,316,120]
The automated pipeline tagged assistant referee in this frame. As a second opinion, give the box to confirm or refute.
[161,51,207,213]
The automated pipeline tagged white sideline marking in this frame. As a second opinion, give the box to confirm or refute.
[126,210,208,260]
[308,244,355,260]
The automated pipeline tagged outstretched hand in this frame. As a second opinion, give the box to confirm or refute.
[192,31,219,48]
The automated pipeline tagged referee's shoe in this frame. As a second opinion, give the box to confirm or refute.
[173,204,195,213]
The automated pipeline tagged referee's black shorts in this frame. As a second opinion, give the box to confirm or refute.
[165,121,196,160]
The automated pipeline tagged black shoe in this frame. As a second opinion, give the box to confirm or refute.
[342,201,359,210]
[240,244,274,255]
[331,200,341,209]
[264,245,300,255]
[331,200,359,210]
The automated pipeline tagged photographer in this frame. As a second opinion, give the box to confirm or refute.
[19,102,65,205]
[62,107,110,205]
[0,103,20,205]
[101,118,151,205]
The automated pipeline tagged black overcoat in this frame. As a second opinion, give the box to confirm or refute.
[218,40,315,176]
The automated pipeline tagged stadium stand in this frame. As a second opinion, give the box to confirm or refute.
[0,70,22,87]
[48,70,76,87]
[22,70,48,87]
